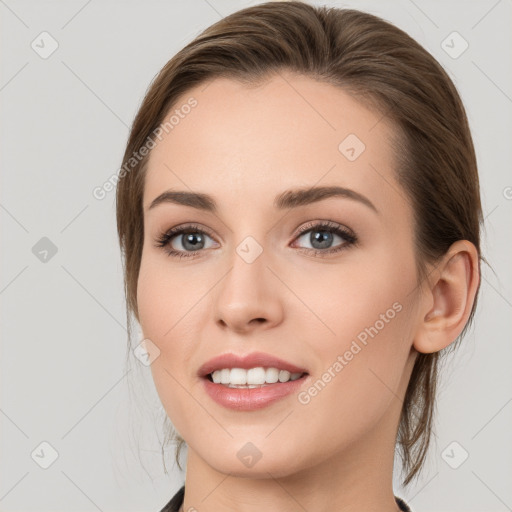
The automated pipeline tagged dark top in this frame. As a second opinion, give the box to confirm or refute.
[160,485,412,512]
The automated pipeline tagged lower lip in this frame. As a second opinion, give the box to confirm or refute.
[201,375,308,411]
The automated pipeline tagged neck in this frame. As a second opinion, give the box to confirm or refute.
[180,397,404,512]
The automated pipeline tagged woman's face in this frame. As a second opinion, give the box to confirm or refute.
[137,72,421,477]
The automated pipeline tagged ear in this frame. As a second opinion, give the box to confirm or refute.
[413,240,480,354]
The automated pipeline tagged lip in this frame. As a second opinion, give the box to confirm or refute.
[202,375,309,411]
[197,351,308,377]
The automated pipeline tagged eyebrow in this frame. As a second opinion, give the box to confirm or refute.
[147,185,378,214]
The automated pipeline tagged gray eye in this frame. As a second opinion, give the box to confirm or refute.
[296,229,345,250]
[171,231,214,252]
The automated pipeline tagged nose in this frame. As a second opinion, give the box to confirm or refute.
[213,246,284,334]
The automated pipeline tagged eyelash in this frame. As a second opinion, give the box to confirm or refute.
[154,221,358,260]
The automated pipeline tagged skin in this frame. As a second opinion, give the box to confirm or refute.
[137,71,480,512]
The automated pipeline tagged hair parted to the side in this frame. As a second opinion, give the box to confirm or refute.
[116,1,484,486]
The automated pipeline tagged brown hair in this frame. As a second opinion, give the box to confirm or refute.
[116,0,483,486]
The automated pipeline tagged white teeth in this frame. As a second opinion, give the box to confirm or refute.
[210,367,304,386]
[266,367,279,383]
[278,370,291,382]
[220,368,230,384]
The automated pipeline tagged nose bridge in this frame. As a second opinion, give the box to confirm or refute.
[225,212,269,275]
[222,234,269,304]
[213,230,283,331]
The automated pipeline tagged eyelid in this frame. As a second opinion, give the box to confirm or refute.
[160,222,216,238]
[160,219,354,240]
[293,219,356,238]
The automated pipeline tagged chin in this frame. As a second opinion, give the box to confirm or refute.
[195,439,307,478]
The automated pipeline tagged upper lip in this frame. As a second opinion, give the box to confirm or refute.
[198,351,309,377]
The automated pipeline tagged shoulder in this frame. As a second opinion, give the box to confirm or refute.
[159,485,185,512]
[395,495,413,512]
[160,487,411,512]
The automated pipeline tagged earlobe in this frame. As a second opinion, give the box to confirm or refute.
[413,240,480,354]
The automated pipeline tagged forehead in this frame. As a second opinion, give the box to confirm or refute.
[143,72,400,215]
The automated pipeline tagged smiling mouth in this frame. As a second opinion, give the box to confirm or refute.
[203,372,309,389]
[201,366,310,411]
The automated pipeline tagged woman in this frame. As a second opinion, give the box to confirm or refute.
[116,2,482,511]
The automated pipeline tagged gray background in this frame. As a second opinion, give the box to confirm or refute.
[1,0,511,511]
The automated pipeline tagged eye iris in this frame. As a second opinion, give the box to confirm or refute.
[311,230,333,249]
[182,232,205,251]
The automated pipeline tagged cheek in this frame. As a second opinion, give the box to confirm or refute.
[294,275,416,451]
[136,249,196,340]
[298,245,417,398]
[136,251,209,428]
[301,246,415,345]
